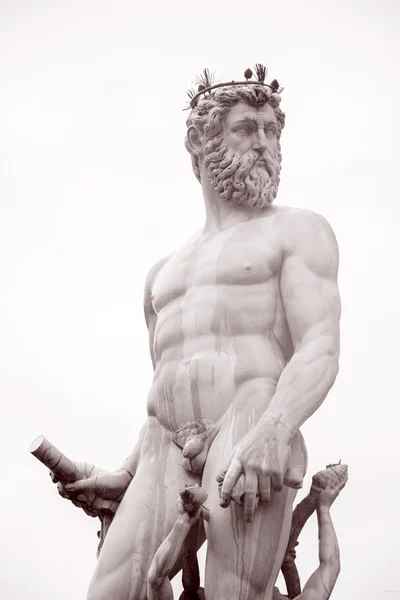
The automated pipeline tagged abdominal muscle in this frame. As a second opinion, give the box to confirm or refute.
[146,332,287,433]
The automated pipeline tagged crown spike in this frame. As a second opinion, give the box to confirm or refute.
[254,63,267,83]
[195,68,216,89]
[186,87,196,100]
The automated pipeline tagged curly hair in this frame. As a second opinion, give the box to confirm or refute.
[184,84,285,182]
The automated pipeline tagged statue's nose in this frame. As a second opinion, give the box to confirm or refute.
[253,131,267,153]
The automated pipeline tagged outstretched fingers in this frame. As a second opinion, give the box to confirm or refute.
[243,471,259,523]
[270,470,284,493]
[258,473,271,504]
[219,459,242,508]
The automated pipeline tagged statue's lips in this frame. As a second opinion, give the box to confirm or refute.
[253,154,268,165]
[253,157,271,175]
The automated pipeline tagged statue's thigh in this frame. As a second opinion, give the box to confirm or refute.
[88,417,199,600]
[201,423,305,600]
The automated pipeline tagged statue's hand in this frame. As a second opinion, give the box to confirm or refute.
[50,463,132,517]
[218,419,292,523]
[176,497,202,527]
[318,467,348,509]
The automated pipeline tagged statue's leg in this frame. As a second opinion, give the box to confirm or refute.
[87,417,200,600]
[201,395,307,600]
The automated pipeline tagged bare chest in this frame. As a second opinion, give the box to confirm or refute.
[151,225,282,314]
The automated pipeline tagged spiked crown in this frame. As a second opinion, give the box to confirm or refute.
[186,64,284,110]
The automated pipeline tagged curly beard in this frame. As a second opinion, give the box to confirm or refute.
[203,136,282,209]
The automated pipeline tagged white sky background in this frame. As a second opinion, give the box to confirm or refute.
[1,0,399,598]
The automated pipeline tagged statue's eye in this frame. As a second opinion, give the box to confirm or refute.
[265,128,277,138]
[234,127,250,136]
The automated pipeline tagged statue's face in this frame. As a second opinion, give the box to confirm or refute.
[222,101,279,161]
[203,101,282,208]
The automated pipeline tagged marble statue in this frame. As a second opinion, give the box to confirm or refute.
[31,65,342,600]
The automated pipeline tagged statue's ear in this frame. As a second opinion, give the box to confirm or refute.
[187,126,203,155]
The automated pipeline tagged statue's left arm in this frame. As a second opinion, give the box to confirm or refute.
[264,210,341,432]
[220,211,341,521]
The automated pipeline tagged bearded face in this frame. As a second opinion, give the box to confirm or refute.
[201,101,282,209]
[203,136,281,209]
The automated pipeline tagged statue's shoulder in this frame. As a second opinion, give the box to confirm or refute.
[147,255,171,280]
[272,206,337,248]
[144,255,172,297]
[273,205,333,229]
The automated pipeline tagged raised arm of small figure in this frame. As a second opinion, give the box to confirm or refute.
[296,467,347,600]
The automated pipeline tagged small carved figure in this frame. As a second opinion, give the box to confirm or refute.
[281,463,348,598]
[277,464,348,599]
[147,486,209,600]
